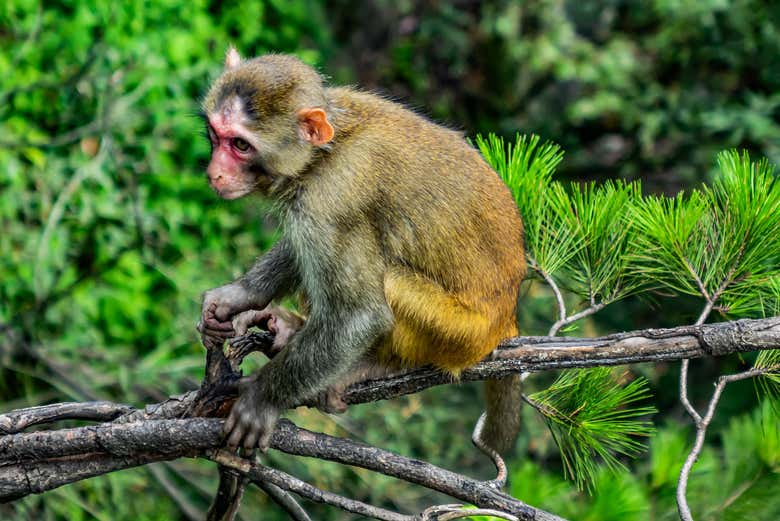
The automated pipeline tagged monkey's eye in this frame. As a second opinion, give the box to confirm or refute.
[232,137,252,153]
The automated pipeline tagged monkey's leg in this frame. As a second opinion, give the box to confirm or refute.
[385,268,521,463]
[314,360,396,413]
[384,268,508,370]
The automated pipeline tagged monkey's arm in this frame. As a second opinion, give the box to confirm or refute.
[224,241,393,450]
[225,303,392,450]
[200,239,298,348]
[238,237,298,303]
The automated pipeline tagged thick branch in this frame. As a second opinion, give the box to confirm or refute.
[1,316,777,519]
[0,418,561,520]
[24,317,778,426]
[337,316,780,405]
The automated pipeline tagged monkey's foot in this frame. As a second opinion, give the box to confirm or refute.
[316,386,348,414]
[224,381,280,452]
[231,309,274,338]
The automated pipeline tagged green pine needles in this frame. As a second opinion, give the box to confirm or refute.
[528,368,656,491]
[632,150,780,319]
[476,134,780,492]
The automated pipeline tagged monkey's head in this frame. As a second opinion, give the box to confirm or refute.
[201,48,335,199]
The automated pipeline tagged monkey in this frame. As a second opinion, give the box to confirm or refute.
[198,48,526,454]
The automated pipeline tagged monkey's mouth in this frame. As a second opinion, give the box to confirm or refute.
[213,185,252,200]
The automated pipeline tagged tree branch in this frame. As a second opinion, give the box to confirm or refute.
[0,418,561,520]
[1,316,777,520]
[676,366,778,521]
[0,401,132,434]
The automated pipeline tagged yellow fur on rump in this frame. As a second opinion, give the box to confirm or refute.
[380,267,517,374]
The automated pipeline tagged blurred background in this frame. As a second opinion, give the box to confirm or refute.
[1,1,779,520]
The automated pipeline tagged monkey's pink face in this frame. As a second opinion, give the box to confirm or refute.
[205,99,265,200]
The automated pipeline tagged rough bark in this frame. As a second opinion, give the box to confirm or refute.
[0,316,777,520]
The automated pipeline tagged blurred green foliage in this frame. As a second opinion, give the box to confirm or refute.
[327,0,780,189]
[1,1,779,520]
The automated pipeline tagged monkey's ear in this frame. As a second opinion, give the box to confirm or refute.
[225,46,242,70]
[298,108,334,146]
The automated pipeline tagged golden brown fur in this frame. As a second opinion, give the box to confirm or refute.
[323,87,525,373]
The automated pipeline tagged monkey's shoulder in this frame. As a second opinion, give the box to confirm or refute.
[327,87,464,146]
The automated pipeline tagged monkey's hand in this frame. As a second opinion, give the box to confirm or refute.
[198,283,265,350]
[224,376,280,451]
[231,305,303,357]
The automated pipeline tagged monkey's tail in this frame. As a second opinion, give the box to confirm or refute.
[475,374,523,469]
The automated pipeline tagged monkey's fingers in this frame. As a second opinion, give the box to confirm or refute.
[203,310,236,332]
[226,425,246,448]
[257,427,274,453]
[224,412,246,447]
[201,334,226,350]
[223,411,238,437]
[232,309,273,337]
[242,426,261,451]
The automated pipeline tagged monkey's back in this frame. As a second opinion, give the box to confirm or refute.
[319,88,526,372]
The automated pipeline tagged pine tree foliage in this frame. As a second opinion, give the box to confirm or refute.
[474,133,576,275]
[547,180,643,303]
[476,135,780,493]
[528,368,656,491]
[477,133,646,307]
[632,150,780,316]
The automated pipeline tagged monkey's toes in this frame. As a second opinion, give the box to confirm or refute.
[224,400,278,452]
[224,410,254,449]
[318,387,348,414]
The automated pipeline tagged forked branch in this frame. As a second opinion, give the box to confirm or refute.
[0,316,777,520]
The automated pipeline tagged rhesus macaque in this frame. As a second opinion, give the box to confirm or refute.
[199,48,526,453]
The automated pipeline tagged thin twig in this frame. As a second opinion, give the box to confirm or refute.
[209,450,411,521]
[679,359,701,423]
[548,302,607,337]
[676,366,778,521]
[681,296,715,429]
[0,401,132,434]
[423,504,519,520]
[683,257,711,302]
[677,254,748,520]
[529,256,606,336]
[255,480,313,521]
[529,259,567,333]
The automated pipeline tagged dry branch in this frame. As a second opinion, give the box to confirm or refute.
[0,316,777,520]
